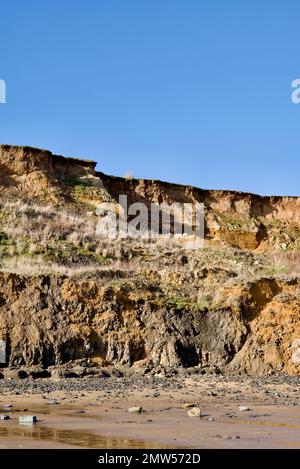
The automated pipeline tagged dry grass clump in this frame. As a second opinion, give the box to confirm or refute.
[0,255,119,277]
[1,199,94,242]
[268,252,300,276]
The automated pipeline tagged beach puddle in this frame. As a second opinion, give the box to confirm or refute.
[0,424,164,448]
[0,404,169,448]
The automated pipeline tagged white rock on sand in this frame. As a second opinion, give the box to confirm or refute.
[128,406,142,414]
[187,407,202,418]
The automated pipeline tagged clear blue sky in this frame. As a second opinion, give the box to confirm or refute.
[0,1,299,195]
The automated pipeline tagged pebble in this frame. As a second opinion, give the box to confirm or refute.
[48,400,60,405]
[128,406,142,414]
[187,407,202,418]
[239,406,250,412]
[19,415,37,424]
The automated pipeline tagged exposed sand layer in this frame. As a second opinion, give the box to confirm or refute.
[0,374,299,448]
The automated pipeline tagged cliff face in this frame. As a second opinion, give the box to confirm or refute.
[100,174,300,250]
[0,145,299,376]
[1,144,299,251]
[0,145,96,202]
[0,273,299,376]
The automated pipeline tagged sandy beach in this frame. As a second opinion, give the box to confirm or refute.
[0,373,299,449]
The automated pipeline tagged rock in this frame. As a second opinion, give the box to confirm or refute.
[26,367,51,379]
[128,406,142,414]
[0,415,10,420]
[179,255,188,265]
[291,339,300,366]
[79,367,110,378]
[239,406,250,412]
[19,415,37,424]
[111,368,124,378]
[67,366,86,378]
[187,407,202,418]
[202,365,222,375]
[3,369,28,380]
[51,369,65,380]
[177,367,203,377]
[48,400,60,405]
[208,417,215,422]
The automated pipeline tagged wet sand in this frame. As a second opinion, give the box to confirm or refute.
[0,374,300,448]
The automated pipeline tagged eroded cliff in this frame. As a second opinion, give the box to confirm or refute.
[0,145,299,377]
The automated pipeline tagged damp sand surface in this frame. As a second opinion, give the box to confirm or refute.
[0,374,299,449]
